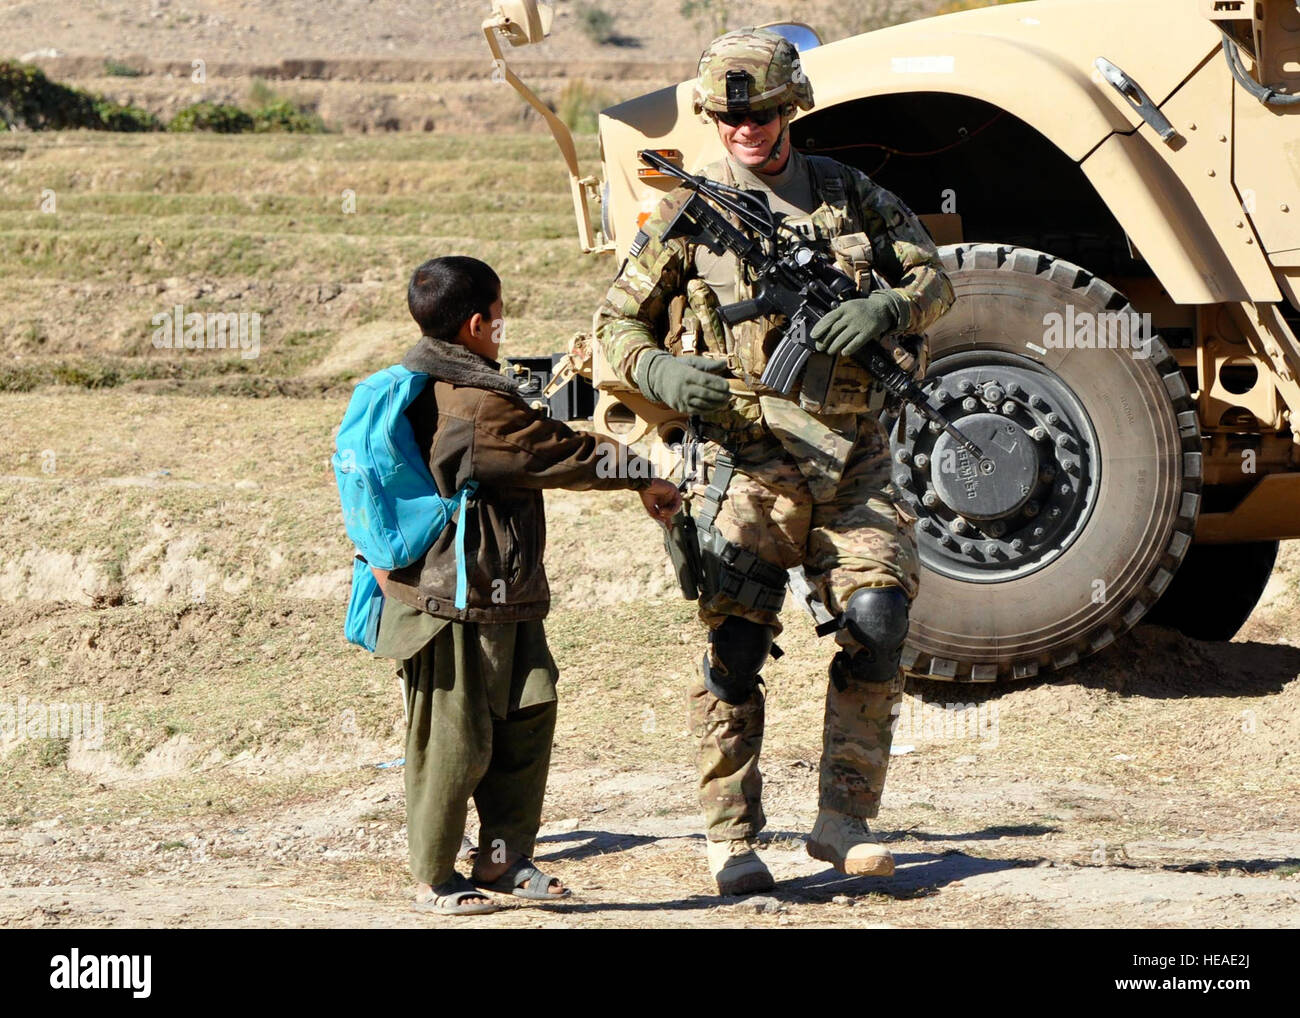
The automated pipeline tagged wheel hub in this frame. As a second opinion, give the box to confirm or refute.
[888,353,1100,583]
[930,413,1039,521]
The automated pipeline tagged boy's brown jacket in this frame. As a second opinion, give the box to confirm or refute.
[383,336,651,623]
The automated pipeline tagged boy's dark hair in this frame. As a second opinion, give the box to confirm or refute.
[407,256,501,340]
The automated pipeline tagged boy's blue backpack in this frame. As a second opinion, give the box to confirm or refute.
[332,365,477,652]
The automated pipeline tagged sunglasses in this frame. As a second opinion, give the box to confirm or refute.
[713,108,781,128]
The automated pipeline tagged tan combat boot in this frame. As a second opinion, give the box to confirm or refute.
[706,838,775,895]
[806,809,895,877]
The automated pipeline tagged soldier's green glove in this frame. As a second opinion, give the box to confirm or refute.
[635,350,731,414]
[810,291,910,357]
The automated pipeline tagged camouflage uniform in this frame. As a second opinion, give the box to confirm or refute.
[595,35,954,844]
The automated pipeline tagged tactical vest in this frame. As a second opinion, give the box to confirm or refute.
[673,154,885,428]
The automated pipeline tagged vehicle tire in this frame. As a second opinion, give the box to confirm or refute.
[1142,540,1279,641]
[891,244,1202,681]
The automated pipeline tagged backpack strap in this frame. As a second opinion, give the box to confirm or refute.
[452,480,479,612]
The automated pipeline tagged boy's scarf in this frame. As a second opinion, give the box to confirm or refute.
[401,336,519,394]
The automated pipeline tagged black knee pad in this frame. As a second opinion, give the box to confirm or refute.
[703,616,777,705]
[832,587,910,687]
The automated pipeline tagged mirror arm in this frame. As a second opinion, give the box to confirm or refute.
[481,15,601,252]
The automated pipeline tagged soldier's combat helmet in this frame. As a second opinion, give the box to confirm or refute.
[692,27,815,117]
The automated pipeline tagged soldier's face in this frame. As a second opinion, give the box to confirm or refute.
[714,109,790,173]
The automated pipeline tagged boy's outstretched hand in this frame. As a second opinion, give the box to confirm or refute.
[640,478,682,526]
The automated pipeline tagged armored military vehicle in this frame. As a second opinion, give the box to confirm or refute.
[483,0,1300,681]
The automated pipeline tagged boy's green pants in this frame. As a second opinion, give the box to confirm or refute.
[377,601,559,887]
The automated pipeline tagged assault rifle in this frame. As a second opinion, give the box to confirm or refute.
[638,149,982,458]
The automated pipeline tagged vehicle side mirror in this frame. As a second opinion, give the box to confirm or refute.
[756,22,823,50]
[491,0,554,47]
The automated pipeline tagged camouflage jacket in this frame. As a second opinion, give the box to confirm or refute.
[595,152,955,433]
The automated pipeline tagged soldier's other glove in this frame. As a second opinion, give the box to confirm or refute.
[810,291,910,358]
[635,349,731,414]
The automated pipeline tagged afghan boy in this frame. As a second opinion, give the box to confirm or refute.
[372,256,681,915]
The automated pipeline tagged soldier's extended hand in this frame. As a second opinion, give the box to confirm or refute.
[810,291,908,357]
[640,477,682,526]
[636,350,731,414]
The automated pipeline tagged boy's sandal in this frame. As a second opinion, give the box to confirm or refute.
[411,874,500,916]
[473,856,571,900]
[456,835,478,862]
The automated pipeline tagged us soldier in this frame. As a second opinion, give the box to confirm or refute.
[595,28,955,895]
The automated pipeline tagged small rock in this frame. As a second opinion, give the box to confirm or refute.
[746,895,786,914]
[955,755,977,764]
[831,894,853,906]
[21,834,55,848]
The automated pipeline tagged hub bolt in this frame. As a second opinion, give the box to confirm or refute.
[983,384,1005,404]
[986,543,1003,558]
[1008,383,1025,398]
[987,521,1007,537]
[914,453,930,469]
[1065,460,1080,476]
[1024,501,1040,518]
[1030,395,1050,411]
[1056,433,1074,450]
[950,518,970,535]
[962,397,979,412]
[1030,427,1048,442]
[922,491,941,508]
[960,541,974,555]
[895,449,912,465]
[1001,401,1018,416]
[1046,412,1061,426]
[1032,526,1046,539]
[1010,538,1025,553]
[956,379,975,395]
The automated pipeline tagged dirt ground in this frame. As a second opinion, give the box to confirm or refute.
[0,472,1296,927]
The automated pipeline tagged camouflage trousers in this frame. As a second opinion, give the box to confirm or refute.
[686,409,920,842]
